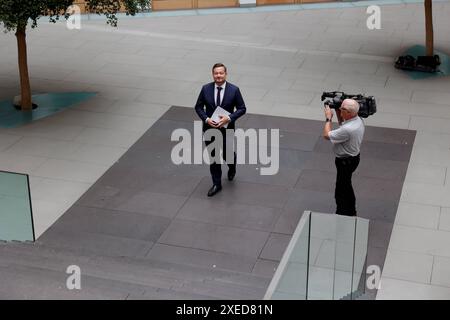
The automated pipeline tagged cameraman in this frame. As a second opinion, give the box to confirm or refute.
[323,99,365,216]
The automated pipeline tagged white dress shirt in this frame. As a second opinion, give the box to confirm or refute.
[206,81,231,124]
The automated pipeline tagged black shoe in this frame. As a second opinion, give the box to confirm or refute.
[207,185,222,197]
[227,169,236,181]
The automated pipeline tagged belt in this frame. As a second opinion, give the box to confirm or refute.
[336,153,360,159]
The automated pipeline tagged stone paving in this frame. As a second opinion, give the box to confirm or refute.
[1,0,450,299]
[0,106,413,299]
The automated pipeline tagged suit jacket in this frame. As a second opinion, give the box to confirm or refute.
[195,81,246,131]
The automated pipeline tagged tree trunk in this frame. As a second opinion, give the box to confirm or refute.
[425,0,434,56]
[15,25,32,111]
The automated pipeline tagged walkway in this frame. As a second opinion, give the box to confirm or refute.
[1,0,450,298]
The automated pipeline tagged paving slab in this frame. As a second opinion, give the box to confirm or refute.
[0,104,414,299]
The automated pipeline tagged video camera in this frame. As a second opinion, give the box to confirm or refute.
[321,91,377,118]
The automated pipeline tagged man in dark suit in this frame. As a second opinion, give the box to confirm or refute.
[195,63,246,197]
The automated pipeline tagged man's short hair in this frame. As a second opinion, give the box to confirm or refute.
[342,99,360,115]
[212,63,227,72]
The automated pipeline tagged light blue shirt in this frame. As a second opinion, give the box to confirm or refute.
[328,116,365,158]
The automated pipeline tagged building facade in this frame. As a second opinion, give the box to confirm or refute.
[73,0,333,12]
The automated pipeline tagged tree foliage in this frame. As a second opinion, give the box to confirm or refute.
[87,0,150,27]
[0,0,72,31]
[0,0,151,31]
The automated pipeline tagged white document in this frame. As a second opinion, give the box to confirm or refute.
[211,106,231,128]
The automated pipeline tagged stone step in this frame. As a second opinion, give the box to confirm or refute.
[0,262,215,300]
[0,242,271,299]
[339,289,376,300]
[0,241,271,285]
[171,279,266,300]
[128,287,217,300]
[0,264,129,299]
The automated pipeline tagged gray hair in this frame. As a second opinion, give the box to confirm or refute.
[342,99,360,115]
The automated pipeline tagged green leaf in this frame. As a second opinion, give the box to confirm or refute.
[0,0,151,31]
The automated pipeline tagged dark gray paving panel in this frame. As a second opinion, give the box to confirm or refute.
[118,142,181,168]
[355,157,408,181]
[364,126,416,145]
[115,191,188,219]
[303,151,336,172]
[131,141,179,161]
[259,233,292,261]
[78,185,188,219]
[0,265,128,300]
[175,278,265,300]
[0,243,269,300]
[356,197,399,224]
[38,230,154,258]
[314,137,414,162]
[353,176,404,202]
[362,245,389,299]
[278,148,313,169]
[158,219,270,258]
[0,242,229,279]
[0,242,268,291]
[303,151,408,181]
[232,113,252,128]
[277,131,321,151]
[176,197,281,232]
[241,113,323,135]
[0,243,91,269]
[52,266,178,297]
[366,245,388,273]
[359,140,414,162]
[294,169,336,193]
[212,272,271,290]
[303,152,408,181]
[127,132,180,152]
[160,105,200,122]
[96,169,204,197]
[0,253,206,299]
[368,219,394,249]
[77,184,123,208]
[190,177,290,209]
[231,123,313,153]
[234,145,312,171]
[140,119,196,140]
[312,136,339,154]
[234,164,302,188]
[51,206,171,243]
[147,243,256,274]
[6,106,415,300]
[132,288,216,300]
[274,189,335,234]
[252,259,279,278]
[114,145,210,178]
[251,130,320,151]
[115,158,209,180]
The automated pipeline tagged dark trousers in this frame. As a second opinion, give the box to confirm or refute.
[204,128,236,186]
[334,154,360,216]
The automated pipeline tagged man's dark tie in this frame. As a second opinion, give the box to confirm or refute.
[216,86,222,107]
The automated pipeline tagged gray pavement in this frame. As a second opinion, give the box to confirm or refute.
[1,0,450,299]
[0,107,413,299]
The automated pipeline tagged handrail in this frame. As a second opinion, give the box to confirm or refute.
[264,211,369,300]
[264,211,311,300]
[0,170,35,242]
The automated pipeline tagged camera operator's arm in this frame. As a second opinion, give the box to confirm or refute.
[323,105,333,140]
[335,108,343,125]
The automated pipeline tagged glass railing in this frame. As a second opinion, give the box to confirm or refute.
[264,211,369,300]
[0,170,35,242]
[264,212,311,299]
